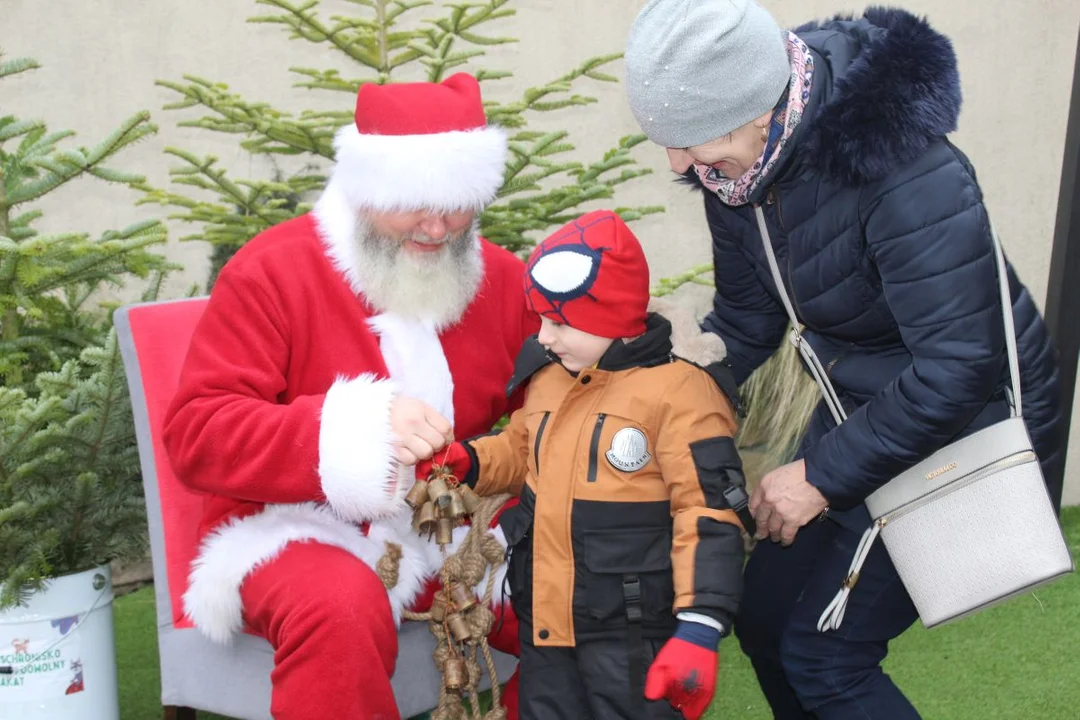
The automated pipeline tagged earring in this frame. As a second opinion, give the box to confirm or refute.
[761,127,769,143]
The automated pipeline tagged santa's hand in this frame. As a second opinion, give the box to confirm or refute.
[390,397,453,465]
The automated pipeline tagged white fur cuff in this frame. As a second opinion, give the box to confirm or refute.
[319,373,404,522]
[183,503,434,643]
[184,503,375,643]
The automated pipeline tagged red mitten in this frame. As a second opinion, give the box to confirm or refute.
[644,622,719,719]
[415,441,473,484]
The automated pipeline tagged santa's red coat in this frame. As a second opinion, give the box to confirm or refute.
[163,183,536,643]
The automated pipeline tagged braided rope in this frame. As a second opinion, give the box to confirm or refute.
[378,492,511,719]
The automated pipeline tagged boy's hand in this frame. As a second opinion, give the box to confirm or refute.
[645,621,719,719]
[415,441,472,484]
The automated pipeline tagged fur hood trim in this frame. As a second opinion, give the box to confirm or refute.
[796,6,962,185]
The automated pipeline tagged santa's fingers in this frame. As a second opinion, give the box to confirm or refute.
[423,406,454,445]
[390,397,452,445]
[413,421,451,456]
[396,434,439,464]
[395,445,420,466]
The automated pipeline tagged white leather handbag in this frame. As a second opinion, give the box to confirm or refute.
[752,206,1074,630]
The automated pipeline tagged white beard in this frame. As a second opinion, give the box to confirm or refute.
[351,219,485,330]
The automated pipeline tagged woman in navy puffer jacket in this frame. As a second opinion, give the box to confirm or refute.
[625,2,1062,718]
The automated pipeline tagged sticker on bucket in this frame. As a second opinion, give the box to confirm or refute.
[0,618,85,699]
[0,566,118,719]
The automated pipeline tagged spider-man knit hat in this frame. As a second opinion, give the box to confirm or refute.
[525,210,650,339]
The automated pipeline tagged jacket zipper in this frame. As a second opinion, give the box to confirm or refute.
[766,189,804,323]
[879,450,1037,527]
[586,413,606,482]
[825,346,852,378]
[533,411,550,473]
[768,188,786,231]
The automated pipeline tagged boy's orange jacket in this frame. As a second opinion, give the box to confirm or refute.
[468,316,749,647]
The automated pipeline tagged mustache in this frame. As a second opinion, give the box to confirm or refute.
[403,234,448,246]
[371,225,475,255]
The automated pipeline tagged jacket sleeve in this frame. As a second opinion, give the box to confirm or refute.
[468,405,531,497]
[804,155,1006,509]
[700,195,790,385]
[162,264,403,521]
[654,368,747,631]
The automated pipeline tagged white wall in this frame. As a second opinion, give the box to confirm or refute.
[5,0,1080,501]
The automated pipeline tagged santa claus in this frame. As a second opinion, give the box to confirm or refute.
[163,73,534,719]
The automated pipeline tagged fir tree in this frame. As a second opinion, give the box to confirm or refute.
[139,0,662,279]
[0,52,171,606]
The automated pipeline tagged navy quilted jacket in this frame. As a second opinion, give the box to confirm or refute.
[697,8,1062,525]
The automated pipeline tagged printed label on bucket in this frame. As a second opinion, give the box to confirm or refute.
[0,615,85,700]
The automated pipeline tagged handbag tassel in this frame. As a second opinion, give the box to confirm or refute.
[817,521,882,632]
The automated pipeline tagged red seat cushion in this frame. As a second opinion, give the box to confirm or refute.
[126,299,209,629]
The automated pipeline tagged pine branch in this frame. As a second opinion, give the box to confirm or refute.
[484,54,620,129]
[139,150,318,246]
[3,224,167,298]
[139,271,167,302]
[0,53,41,80]
[251,0,393,71]
[651,264,713,297]
[4,112,157,207]
[408,0,516,81]
[288,67,367,94]
[0,391,64,483]
[81,332,124,467]
[156,77,336,158]
[0,117,46,145]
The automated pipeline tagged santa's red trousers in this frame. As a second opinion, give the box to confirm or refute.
[241,541,520,719]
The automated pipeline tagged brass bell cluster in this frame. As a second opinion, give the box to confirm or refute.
[407,464,482,546]
[431,581,482,694]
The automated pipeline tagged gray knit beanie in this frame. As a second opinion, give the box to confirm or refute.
[625,0,791,149]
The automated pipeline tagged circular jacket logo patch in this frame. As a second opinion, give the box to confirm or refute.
[606,427,652,472]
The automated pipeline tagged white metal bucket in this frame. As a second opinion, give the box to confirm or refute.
[0,565,119,719]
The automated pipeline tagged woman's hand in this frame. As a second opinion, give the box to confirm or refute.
[750,459,828,546]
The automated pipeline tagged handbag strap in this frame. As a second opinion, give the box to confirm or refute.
[752,206,1022,420]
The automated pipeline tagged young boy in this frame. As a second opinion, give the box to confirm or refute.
[417,210,753,719]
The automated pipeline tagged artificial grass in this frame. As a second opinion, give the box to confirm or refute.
[115,507,1080,719]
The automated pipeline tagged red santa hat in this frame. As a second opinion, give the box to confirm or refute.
[525,210,650,339]
[328,73,507,213]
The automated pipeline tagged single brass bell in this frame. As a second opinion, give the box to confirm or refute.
[444,656,468,693]
[415,501,436,536]
[435,517,454,546]
[427,476,453,514]
[447,612,473,643]
[404,478,430,509]
[449,582,477,612]
[430,594,447,622]
[448,489,468,519]
[458,484,482,515]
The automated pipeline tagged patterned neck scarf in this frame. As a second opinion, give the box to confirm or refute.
[694,32,814,207]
